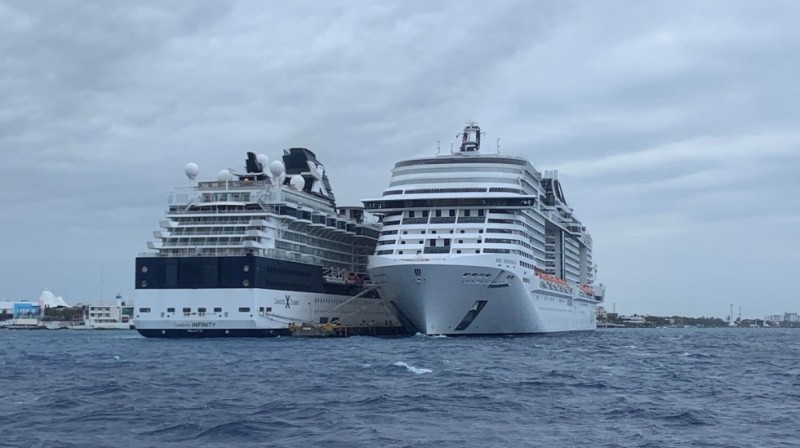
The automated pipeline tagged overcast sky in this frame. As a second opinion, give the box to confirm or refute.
[1,0,798,319]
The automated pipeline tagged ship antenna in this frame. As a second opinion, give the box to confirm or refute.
[99,264,104,306]
[436,140,441,155]
[497,138,501,153]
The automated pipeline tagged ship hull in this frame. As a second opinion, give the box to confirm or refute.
[369,255,597,335]
[134,287,402,338]
[134,255,402,338]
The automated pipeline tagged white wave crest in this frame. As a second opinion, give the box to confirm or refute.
[393,361,432,374]
[413,332,447,338]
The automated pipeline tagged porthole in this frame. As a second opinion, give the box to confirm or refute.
[243,265,250,272]
[141,266,148,273]
[243,279,250,287]
[141,280,147,288]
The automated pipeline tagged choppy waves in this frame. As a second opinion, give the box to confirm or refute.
[1,329,799,447]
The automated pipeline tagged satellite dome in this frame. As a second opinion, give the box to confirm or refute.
[256,154,269,170]
[269,160,285,178]
[185,163,199,180]
[217,169,234,181]
[290,175,305,190]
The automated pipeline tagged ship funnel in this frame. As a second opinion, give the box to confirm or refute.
[245,152,263,173]
[459,122,481,152]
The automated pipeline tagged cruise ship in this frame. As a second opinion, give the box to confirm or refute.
[363,123,605,335]
[135,148,402,337]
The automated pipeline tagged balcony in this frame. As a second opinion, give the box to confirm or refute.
[423,247,451,254]
[457,217,486,224]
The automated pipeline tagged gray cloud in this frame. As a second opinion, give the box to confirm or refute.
[1,0,798,318]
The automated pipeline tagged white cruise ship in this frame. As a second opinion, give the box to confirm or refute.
[363,123,605,335]
[135,148,403,337]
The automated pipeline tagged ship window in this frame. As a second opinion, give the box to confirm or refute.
[167,307,175,313]
[239,307,250,312]
[422,210,429,217]
[139,308,151,313]
[475,250,480,253]
[464,210,471,217]
[409,211,415,218]
[214,307,222,312]
[478,209,485,217]
[449,209,456,217]
[421,230,426,234]
[457,250,462,254]
[259,307,265,312]
[141,266,148,273]
[399,251,403,254]
[431,231,436,234]
[435,210,442,217]
[266,307,272,312]
[198,307,207,313]
[183,308,191,313]
[459,240,463,243]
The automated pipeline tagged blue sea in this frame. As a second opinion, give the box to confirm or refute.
[1,328,798,448]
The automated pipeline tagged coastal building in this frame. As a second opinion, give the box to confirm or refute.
[620,315,647,325]
[83,294,135,329]
[1,291,71,328]
[764,313,799,324]
[596,306,608,322]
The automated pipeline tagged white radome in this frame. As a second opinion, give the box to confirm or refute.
[217,169,234,181]
[257,154,269,170]
[269,160,285,178]
[290,175,305,190]
[184,163,199,180]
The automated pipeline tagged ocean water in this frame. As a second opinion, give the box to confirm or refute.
[1,328,798,448]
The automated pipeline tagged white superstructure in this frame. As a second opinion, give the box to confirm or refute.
[363,123,605,335]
